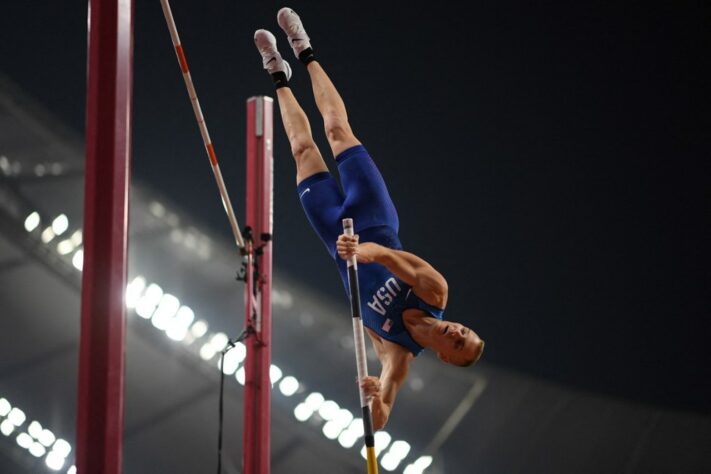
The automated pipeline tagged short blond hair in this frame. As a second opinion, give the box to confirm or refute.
[459,340,485,367]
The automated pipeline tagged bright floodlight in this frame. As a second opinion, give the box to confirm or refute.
[403,455,433,473]
[221,349,240,375]
[71,249,83,271]
[337,429,358,448]
[381,452,402,472]
[333,409,354,430]
[67,465,77,474]
[56,239,74,255]
[183,232,197,249]
[415,456,433,469]
[166,325,187,342]
[0,398,11,416]
[125,276,146,309]
[39,429,56,447]
[190,320,209,338]
[28,421,42,439]
[210,332,229,352]
[8,407,26,426]
[278,376,299,396]
[149,201,166,218]
[1,420,14,436]
[374,431,392,454]
[318,400,340,421]
[165,306,194,340]
[24,212,40,232]
[135,283,163,319]
[346,418,365,438]
[29,441,46,457]
[322,420,344,440]
[232,341,247,364]
[269,365,283,384]
[70,230,82,246]
[235,367,246,385]
[151,294,180,330]
[16,432,32,448]
[52,439,72,457]
[304,392,325,412]
[293,403,313,422]
[271,288,294,309]
[41,227,56,244]
[381,440,411,472]
[45,451,65,471]
[151,299,178,328]
[51,215,69,236]
[171,306,195,331]
[388,440,411,459]
[199,343,216,361]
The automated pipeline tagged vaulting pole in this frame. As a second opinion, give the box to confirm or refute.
[159,0,245,251]
[243,96,274,474]
[343,218,379,474]
[76,0,133,472]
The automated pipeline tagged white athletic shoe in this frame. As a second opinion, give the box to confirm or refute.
[277,7,312,58]
[254,29,292,79]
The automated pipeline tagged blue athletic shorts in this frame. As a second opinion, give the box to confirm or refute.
[296,145,401,259]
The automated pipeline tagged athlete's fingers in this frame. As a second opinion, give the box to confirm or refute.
[337,243,357,254]
[359,376,381,395]
[337,234,359,244]
[336,239,358,254]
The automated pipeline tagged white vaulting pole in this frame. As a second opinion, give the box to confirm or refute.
[342,218,379,474]
[159,0,245,250]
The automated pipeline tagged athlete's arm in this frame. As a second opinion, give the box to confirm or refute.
[361,330,410,431]
[336,235,448,307]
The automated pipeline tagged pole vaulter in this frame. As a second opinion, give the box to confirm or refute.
[253,8,486,468]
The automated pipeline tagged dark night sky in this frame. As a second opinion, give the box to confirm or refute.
[1,2,708,413]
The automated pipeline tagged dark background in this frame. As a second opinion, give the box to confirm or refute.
[1,1,708,413]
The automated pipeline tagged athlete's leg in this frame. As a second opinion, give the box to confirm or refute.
[254,29,328,184]
[254,29,345,258]
[277,8,361,158]
[275,87,329,184]
[273,10,399,243]
[306,61,361,157]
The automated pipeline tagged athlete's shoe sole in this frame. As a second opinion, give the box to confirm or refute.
[254,29,292,79]
[277,7,312,58]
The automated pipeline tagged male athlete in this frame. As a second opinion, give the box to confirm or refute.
[255,8,485,431]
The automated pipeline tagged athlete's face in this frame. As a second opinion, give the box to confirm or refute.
[433,322,484,367]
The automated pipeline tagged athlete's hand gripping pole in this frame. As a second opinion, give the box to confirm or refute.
[159,0,245,251]
[342,218,379,474]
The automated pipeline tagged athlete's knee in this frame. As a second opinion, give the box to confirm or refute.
[290,138,320,163]
[324,115,355,144]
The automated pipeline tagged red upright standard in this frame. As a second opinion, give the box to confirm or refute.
[76,0,134,472]
[243,96,274,474]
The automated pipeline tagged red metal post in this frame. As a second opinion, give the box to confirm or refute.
[243,96,274,474]
[76,0,133,472]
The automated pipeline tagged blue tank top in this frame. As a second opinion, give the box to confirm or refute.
[336,227,445,356]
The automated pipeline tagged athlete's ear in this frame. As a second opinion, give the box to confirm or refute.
[436,352,449,364]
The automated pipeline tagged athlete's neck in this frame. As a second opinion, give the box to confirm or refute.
[402,310,443,348]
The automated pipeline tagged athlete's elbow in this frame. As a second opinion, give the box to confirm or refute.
[371,401,391,431]
[417,272,448,300]
[436,275,449,296]
[373,414,389,432]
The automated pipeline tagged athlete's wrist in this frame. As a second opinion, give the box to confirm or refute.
[363,242,387,263]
